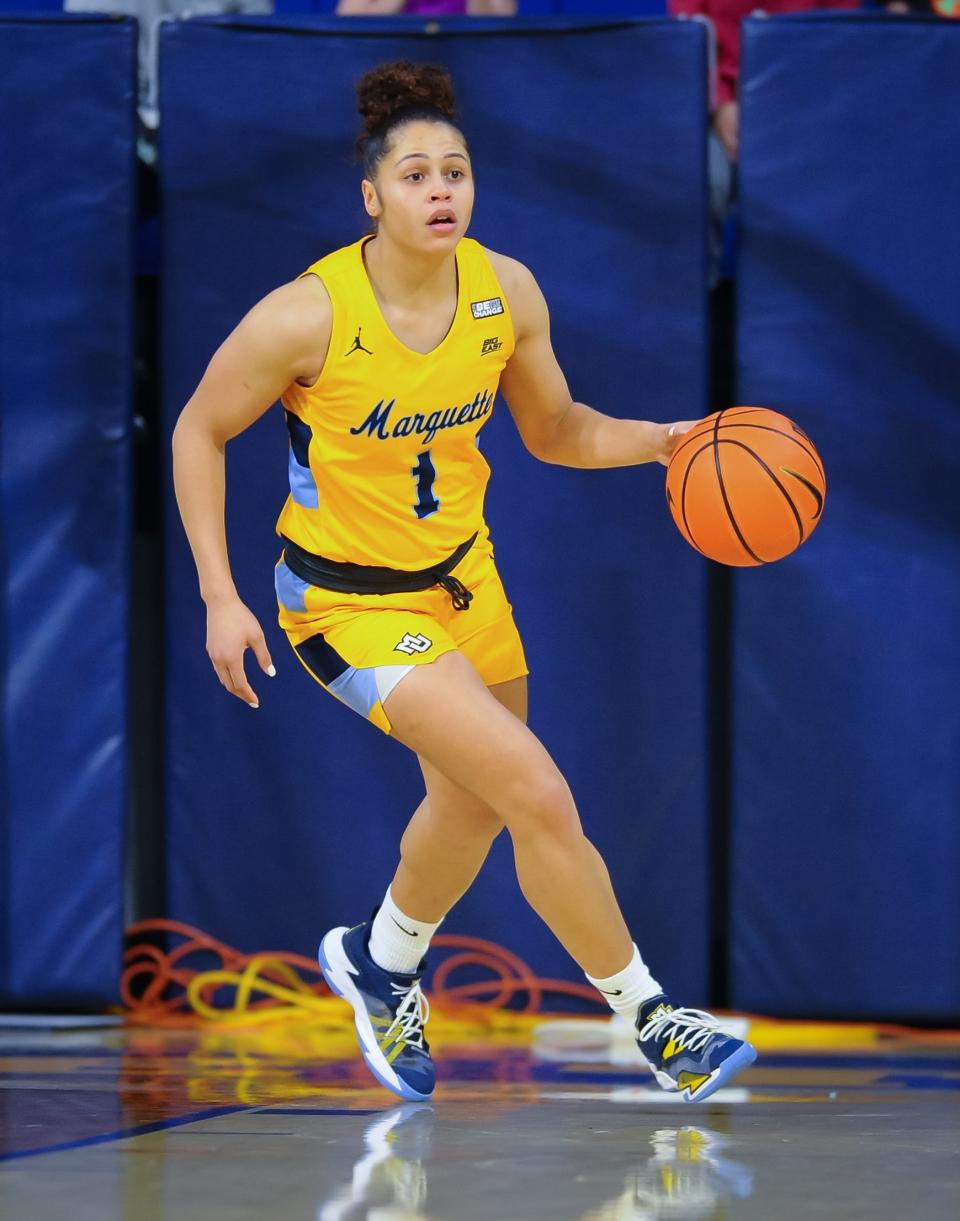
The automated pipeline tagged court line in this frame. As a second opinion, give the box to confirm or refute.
[0,1105,251,1163]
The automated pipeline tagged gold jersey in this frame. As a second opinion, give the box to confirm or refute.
[276,236,515,570]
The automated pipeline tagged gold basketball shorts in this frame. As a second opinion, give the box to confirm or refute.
[275,537,528,734]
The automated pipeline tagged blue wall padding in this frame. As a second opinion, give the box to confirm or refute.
[0,16,135,1004]
[161,17,710,1000]
[732,16,960,1019]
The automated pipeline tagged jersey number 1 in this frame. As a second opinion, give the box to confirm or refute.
[412,449,439,519]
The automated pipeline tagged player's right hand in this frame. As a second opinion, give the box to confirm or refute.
[205,597,275,708]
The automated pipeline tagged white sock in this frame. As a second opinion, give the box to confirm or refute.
[586,944,663,1025]
[367,887,444,976]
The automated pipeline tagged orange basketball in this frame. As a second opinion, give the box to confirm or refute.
[665,407,826,567]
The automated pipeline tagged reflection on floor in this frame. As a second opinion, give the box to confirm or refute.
[1,1015,959,1219]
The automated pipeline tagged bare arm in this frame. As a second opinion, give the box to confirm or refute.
[495,256,699,468]
[466,0,518,12]
[335,0,406,13]
[172,277,331,706]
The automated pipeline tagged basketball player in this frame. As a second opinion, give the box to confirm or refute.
[172,61,757,1103]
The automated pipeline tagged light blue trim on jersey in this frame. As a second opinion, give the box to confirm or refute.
[328,665,381,718]
[275,559,309,614]
[288,446,320,509]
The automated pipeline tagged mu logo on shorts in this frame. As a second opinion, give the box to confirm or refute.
[394,632,433,655]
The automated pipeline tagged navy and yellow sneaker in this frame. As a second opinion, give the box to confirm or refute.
[319,921,434,1101]
[636,995,757,1103]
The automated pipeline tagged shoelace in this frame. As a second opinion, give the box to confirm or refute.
[386,980,430,1049]
[638,1006,721,1054]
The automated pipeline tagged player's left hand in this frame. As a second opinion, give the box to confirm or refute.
[656,419,701,466]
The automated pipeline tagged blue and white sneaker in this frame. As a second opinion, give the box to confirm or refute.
[636,995,757,1103]
[317,1103,434,1221]
[319,921,434,1101]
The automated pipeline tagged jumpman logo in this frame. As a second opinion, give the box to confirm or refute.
[345,326,373,357]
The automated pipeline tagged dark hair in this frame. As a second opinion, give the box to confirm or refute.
[356,60,465,179]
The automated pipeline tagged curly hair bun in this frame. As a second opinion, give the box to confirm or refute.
[357,60,457,140]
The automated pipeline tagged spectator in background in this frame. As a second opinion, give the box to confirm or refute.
[669,1,857,292]
[883,1,959,13]
[337,1,517,14]
[669,0,858,164]
[668,2,857,407]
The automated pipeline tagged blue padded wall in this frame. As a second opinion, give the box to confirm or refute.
[0,16,135,1004]
[161,17,710,999]
[733,16,960,1019]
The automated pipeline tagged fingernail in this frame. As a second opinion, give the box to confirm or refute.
[248,701,259,709]
[267,665,276,677]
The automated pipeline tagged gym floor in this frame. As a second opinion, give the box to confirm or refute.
[2,1016,958,1220]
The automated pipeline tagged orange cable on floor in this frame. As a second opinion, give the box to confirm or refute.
[123,919,607,1027]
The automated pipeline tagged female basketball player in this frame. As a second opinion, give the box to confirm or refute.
[172,61,756,1103]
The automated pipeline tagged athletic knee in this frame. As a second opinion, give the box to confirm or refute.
[463,802,505,843]
[505,768,579,841]
[414,792,503,847]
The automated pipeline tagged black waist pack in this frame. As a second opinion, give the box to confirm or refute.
[281,532,477,611]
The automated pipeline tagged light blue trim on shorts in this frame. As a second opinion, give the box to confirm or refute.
[328,665,380,718]
[327,662,415,718]
[275,559,310,614]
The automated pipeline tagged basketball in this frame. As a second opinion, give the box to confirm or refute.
[665,407,826,567]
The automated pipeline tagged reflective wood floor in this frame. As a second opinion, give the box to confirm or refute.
[1,1019,958,1219]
